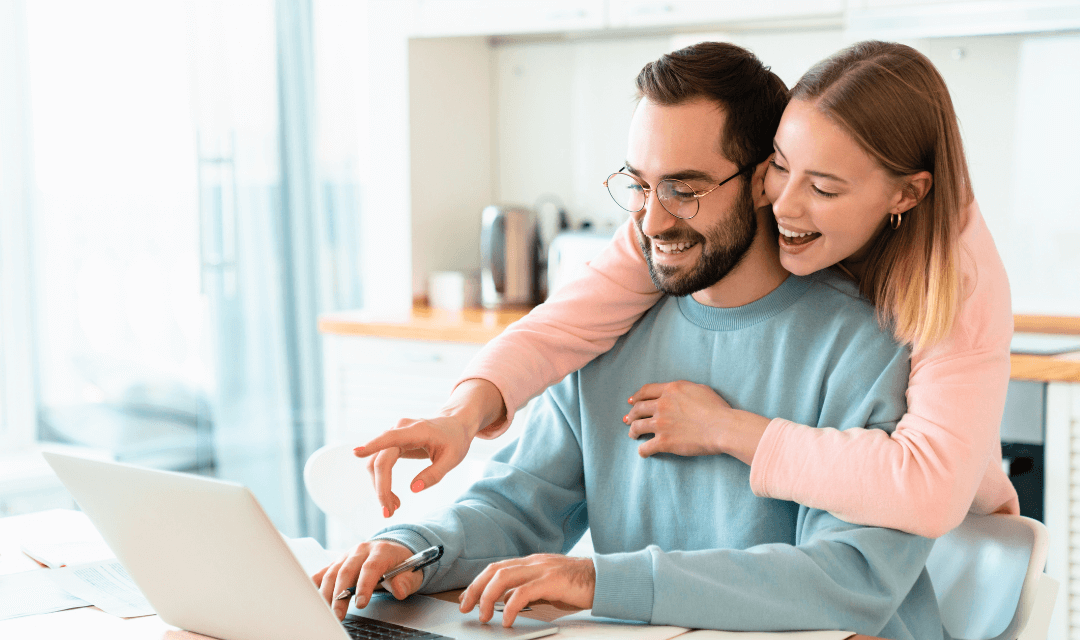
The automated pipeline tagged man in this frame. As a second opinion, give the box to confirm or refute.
[315,43,941,639]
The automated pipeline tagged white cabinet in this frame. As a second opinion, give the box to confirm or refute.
[1043,382,1080,640]
[408,0,606,37]
[321,334,523,551]
[608,0,844,28]
[846,0,1080,38]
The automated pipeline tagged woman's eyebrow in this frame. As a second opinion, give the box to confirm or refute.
[772,141,850,184]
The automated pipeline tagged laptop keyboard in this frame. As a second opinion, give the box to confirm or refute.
[341,616,453,640]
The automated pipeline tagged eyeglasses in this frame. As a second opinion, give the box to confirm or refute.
[603,165,751,220]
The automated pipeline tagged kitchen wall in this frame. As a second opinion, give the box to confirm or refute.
[409,27,1080,315]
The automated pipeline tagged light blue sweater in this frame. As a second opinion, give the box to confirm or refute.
[375,272,942,640]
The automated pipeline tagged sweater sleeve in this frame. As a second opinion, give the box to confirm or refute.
[592,511,936,637]
[370,383,590,594]
[458,218,661,437]
[749,201,1019,538]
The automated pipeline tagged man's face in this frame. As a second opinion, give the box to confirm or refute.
[625,97,757,297]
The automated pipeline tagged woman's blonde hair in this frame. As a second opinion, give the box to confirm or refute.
[792,41,970,350]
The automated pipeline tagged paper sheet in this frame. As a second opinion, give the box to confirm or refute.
[49,560,155,618]
[284,536,333,576]
[0,570,90,621]
[15,509,114,568]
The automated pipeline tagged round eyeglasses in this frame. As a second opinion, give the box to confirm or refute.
[603,165,752,220]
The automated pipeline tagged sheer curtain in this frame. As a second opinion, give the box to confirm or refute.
[2,0,365,538]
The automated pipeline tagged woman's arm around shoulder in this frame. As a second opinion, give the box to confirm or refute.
[750,201,1019,538]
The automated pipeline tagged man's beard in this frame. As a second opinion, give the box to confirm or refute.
[636,185,758,297]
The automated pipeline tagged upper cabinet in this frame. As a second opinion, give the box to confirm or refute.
[407,0,606,37]
[847,0,1080,38]
[406,0,1080,39]
[607,0,845,29]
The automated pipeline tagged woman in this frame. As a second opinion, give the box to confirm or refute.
[357,41,1019,538]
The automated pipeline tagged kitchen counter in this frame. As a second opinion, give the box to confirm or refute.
[318,308,1080,383]
[1011,315,1080,383]
[317,303,532,344]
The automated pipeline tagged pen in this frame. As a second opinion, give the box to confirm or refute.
[334,544,444,601]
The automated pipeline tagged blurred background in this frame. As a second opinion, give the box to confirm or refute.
[1,0,1079,601]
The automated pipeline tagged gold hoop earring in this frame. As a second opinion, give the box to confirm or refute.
[890,212,902,230]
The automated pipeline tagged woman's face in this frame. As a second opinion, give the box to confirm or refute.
[764,98,909,276]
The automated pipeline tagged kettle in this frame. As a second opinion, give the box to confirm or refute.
[480,205,538,308]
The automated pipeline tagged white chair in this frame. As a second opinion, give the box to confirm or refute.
[926,513,1058,640]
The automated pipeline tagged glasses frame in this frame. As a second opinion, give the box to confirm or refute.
[603,164,752,219]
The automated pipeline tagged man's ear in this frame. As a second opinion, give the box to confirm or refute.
[750,156,772,209]
[891,170,933,215]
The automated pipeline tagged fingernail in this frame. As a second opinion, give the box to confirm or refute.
[628,396,634,403]
[622,415,628,424]
[411,479,425,493]
[382,506,390,518]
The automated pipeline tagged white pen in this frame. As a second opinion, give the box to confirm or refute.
[334,544,444,601]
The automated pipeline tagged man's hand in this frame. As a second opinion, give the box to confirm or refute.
[355,379,507,518]
[312,540,420,621]
[458,554,595,628]
[624,381,770,464]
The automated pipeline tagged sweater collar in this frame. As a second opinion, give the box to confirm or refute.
[676,274,811,331]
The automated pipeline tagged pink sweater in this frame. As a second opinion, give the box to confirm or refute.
[459,200,1019,538]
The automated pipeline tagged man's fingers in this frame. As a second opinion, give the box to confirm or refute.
[629,382,665,404]
[625,399,658,424]
[477,565,531,624]
[312,564,328,586]
[501,583,541,628]
[318,559,346,604]
[331,550,374,620]
[352,547,398,609]
[387,568,425,600]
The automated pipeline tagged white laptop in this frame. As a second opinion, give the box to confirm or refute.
[42,451,558,640]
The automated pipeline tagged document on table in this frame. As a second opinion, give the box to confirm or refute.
[0,570,90,621]
[16,509,114,568]
[48,560,155,618]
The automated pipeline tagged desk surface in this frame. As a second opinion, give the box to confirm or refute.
[0,513,883,640]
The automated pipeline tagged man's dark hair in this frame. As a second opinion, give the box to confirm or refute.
[636,42,789,169]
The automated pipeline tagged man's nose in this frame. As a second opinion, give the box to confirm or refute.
[638,191,676,239]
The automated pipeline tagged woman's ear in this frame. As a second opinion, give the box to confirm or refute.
[892,170,933,214]
[751,156,773,209]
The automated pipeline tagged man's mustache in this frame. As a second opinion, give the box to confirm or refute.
[634,220,705,246]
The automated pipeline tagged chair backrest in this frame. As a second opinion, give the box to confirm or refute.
[925,514,1049,640]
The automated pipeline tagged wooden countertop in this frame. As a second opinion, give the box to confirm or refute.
[318,304,532,344]
[319,307,1080,383]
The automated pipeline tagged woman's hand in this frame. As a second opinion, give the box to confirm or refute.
[355,379,507,517]
[624,381,771,465]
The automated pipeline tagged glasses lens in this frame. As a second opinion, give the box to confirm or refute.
[657,180,699,219]
[606,173,646,212]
